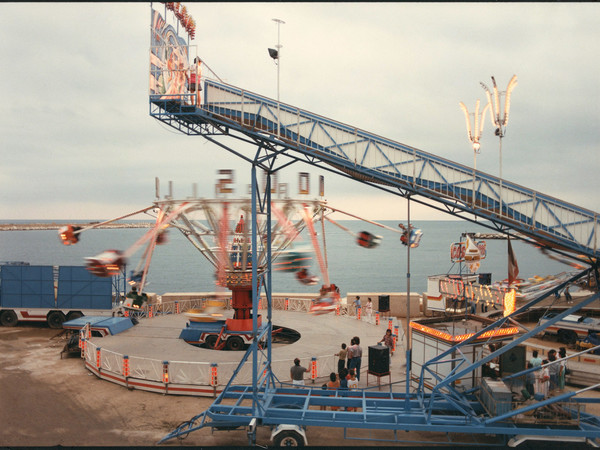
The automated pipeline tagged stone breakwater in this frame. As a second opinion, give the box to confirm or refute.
[0,223,153,231]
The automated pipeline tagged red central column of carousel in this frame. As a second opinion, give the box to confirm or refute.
[227,285,261,331]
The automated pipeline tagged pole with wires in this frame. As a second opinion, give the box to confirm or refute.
[405,196,412,408]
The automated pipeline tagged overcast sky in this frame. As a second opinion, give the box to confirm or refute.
[1,2,599,221]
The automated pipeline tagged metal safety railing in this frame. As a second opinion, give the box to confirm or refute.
[150,74,600,259]
[123,295,371,320]
[81,297,395,396]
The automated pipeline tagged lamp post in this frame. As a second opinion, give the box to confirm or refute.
[459,99,490,207]
[480,75,518,212]
[269,18,285,137]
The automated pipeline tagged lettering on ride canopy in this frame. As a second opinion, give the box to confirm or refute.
[438,277,506,307]
[218,170,321,198]
[216,169,234,195]
[298,172,310,195]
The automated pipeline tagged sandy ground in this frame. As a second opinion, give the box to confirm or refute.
[1,323,599,448]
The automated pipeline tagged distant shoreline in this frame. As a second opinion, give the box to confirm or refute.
[0,223,154,231]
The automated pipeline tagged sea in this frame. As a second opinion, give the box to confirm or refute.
[0,220,570,297]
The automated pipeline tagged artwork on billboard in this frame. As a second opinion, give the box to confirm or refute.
[150,9,189,99]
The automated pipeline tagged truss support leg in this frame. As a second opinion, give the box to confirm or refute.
[247,418,258,446]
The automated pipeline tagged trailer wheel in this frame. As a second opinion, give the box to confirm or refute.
[67,311,83,321]
[205,335,218,349]
[47,311,66,329]
[558,329,577,345]
[0,310,18,327]
[272,430,305,447]
[226,336,245,351]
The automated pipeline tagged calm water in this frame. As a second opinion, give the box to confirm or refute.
[0,221,568,296]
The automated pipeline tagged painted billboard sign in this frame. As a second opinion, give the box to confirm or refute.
[450,239,487,263]
[150,9,189,99]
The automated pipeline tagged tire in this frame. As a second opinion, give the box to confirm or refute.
[558,329,577,345]
[47,311,66,329]
[66,311,83,321]
[226,336,245,351]
[273,430,305,447]
[563,330,577,345]
[205,335,218,349]
[0,310,18,327]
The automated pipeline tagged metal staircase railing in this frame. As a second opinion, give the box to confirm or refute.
[149,79,600,259]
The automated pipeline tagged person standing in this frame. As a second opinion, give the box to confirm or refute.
[365,298,373,322]
[378,329,394,348]
[337,367,349,410]
[378,329,394,357]
[354,296,362,316]
[547,349,559,392]
[349,336,363,381]
[348,369,358,390]
[327,372,340,411]
[536,360,551,399]
[347,369,359,412]
[290,358,309,387]
[558,347,568,390]
[530,350,542,368]
[346,337,355,370]
[189,56,202,106]
[564,286,573,303]
[525,362,535,397]
[336,343,347,375]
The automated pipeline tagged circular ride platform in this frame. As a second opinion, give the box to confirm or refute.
[82,308,402,397]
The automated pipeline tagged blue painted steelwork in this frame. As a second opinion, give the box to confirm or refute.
[148,28,600,443]
[422,270,593,397]
[152,160,600,445]
[150,79,600,261]
[159,278,600,445]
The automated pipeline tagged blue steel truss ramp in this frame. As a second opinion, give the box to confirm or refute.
[150,79,600,263]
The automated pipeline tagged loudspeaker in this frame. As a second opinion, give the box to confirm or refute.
[368,344,390,375]
[500,344,526,375]
[378,295,390,312]
[479,273,492,285]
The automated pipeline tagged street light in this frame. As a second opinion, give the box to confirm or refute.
[269,18,285,137]
[480,75,518,210]
[459,99,490,207]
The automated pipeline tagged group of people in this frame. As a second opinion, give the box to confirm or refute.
[335,336,364,381]
[290,357,360,410]
[318,369,360,411]
[290,358,358,411]
[353,296,373,322]
[288,335,366,407]
[525,347,569,400]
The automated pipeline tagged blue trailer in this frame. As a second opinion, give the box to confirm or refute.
[62,315,135,337]
[0,264,123,328]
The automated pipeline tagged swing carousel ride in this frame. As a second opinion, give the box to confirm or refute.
[59,174,420,350]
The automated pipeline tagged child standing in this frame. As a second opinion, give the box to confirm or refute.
[327,372,340,411]
[347,368,359,412]
[336,343,347,375]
